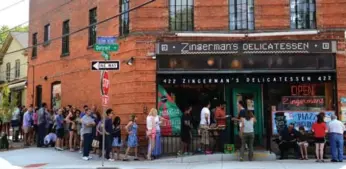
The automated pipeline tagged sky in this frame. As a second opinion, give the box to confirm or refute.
[0,0,29,27]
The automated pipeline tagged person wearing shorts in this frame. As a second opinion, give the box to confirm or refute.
[55,109,65,151]
[312,114,327,162]
[23,106,34,146]
[297,126,309,160]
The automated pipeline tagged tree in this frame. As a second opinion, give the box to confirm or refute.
[0,25,29,44]
[0,84,18,123]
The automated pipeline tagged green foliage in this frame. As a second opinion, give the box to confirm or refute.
[0,25,29,44]
[0,84,18,122]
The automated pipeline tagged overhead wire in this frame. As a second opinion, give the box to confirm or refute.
[0,0,25,13]
[3,0,156,57]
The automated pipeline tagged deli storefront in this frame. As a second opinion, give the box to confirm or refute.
[155,40,337,150]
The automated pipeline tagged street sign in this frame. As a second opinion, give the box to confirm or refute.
[101,71,109,95]
[94,44,119,52]
[101,51,110,60]
[91,61,120,71]
[97,36,117,45]
[102,95,109,107]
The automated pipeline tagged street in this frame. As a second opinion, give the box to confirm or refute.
[0,148,346,169]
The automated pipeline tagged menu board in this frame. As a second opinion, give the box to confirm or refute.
[272,111,335,135]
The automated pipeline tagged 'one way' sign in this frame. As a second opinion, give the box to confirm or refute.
[91,60,120,71]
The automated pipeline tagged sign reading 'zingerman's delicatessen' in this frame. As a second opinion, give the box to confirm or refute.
[158,73,334,85]
[156,41,336,54]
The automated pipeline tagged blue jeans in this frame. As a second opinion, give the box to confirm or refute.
[329,133,344,161]
[37,123,46,147]
[83,133,93,157]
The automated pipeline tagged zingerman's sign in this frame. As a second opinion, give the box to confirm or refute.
[156,41,336,54]
[158,73,335,85]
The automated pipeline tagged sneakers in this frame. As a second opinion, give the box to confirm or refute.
[82,157,89,161]
[108,159,115,162]
[88,156,93,159]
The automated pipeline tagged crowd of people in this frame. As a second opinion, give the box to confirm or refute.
[2,98,346,163]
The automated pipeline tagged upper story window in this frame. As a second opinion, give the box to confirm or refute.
[229,0,254,31]
[290,0,316,29]
[15,59,20,78]
[6,63,10,81]
[88,8,97,46]
[169,0,194,31]
[119,0,130,36]
[44,24,51,42]
[32,33,38,58]
[62,20,70,55]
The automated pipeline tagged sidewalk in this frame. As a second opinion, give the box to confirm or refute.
[0,148,346,169]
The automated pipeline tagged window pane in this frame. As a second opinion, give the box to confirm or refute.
[169,0,194,31]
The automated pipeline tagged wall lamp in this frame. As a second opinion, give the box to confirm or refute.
[124,54,156,66]
[126,57,134,66]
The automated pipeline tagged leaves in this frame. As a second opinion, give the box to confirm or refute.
[0,84,18,122]
[0,25,29,44]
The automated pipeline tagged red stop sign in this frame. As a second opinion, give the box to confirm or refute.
[101,71,109,95]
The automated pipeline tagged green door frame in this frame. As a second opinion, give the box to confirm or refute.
[231,85,263,145]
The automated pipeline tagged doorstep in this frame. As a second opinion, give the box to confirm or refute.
[155,151,277,163]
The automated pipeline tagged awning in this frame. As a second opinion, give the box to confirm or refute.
[8,81,26,90]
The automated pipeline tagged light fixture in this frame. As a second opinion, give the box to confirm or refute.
[175,32,246,38]
[247,30,319,37]
[126,57,134,65]
[207,58,215,66]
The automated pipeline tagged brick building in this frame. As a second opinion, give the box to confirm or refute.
[28,0,346,150]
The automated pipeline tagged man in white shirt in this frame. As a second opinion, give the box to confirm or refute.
[328,115,345,162]
[199,101,211,153]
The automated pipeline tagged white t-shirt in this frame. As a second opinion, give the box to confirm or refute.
[200,107,210,125]
[155,116,160,131]
[328,119,345,135]
[146,115,154,130]
[12,108,20,121]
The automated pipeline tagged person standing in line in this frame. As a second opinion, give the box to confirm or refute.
[239,111,256,161]
[104,109,114,161]
[179,105,193,155]
[112,116,122,160]
[328,114,345,162]
[81,109,96,161]
[65,107,77,151]
[37,103,48,147]
[11,105,21,142]
[23,105,34,146]
[312,114,328,162]
[198,101,211,153]
[32,107,39,144]
[152,108,164,159]
[146,108,156,160]
[79,105,88,153]
[55,108,65,151]
[123,114,139,161]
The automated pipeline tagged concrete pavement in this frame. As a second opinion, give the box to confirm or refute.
[0,148,346,169]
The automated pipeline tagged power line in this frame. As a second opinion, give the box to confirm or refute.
[0,0,75,36]
[0,0,24,13]
[4,0,156,57]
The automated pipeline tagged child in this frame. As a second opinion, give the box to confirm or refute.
[297,126,309,160]
[44,131,57,147]
[112,116,122,160]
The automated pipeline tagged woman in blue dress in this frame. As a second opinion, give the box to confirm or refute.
[123,114,139,161]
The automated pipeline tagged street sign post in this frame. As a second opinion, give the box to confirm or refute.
[94,36,119,166]
[91,61,120,71]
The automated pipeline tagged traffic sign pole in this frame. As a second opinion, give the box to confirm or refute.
[94,36,119,166]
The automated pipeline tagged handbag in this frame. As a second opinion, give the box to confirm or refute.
[92,139,99,148]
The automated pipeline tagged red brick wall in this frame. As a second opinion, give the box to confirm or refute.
[27,0,346,128]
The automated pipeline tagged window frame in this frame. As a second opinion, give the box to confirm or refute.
[62,20,70,56]
[169,0,194,32]
[290,0,317,29]
[32,33,38,58]
[88,8,97,47]
[6,62,11,81]
[15,59,20,79]
[44,24,51,43]
[229,0,255,31]
[119,0,130,36]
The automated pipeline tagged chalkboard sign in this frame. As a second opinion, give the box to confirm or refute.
[281,96,325,111]
[272,111,335,135]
